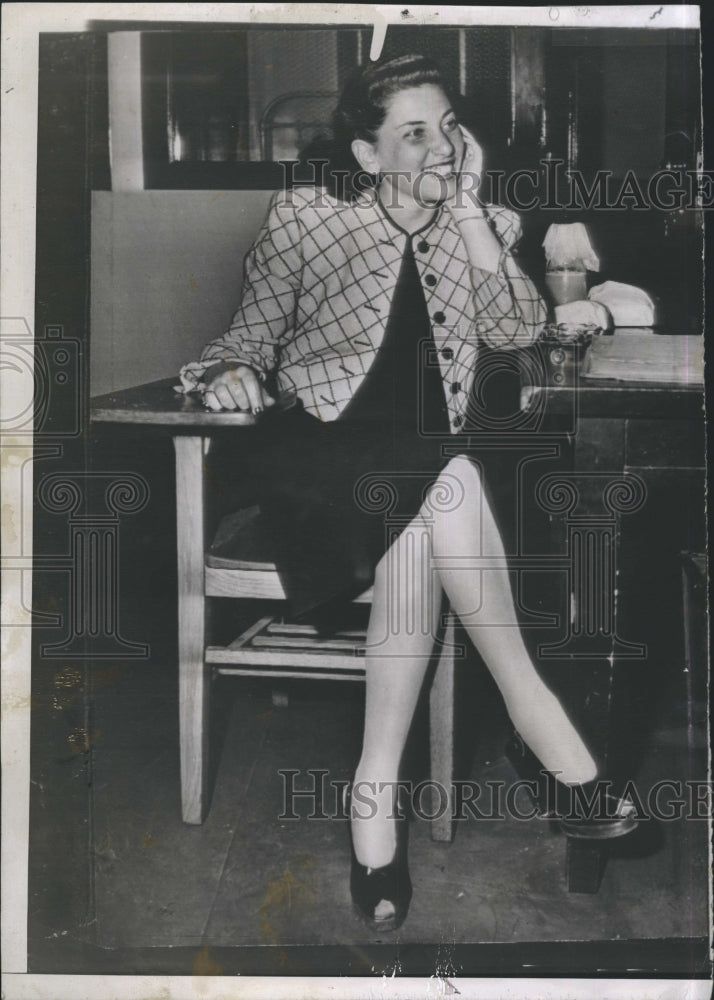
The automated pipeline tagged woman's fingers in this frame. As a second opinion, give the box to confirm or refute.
[234,368,277,410]
[463,138,482,181]
[202,388,224,412]
[219,379,250,411]
[458,124,483,179]
[203,365,274,413]
[239,369,269,412]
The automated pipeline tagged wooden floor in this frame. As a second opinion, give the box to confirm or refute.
[28,628,709,977]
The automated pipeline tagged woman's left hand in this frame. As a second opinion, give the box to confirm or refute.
[447,125,485,220]
[459,124,483,179]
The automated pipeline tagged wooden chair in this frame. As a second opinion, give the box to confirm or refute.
[174,434,457,840]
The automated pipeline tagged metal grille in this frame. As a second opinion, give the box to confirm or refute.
[259,92,338,161]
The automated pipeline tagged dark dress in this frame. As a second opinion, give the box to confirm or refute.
[208,223,469,626]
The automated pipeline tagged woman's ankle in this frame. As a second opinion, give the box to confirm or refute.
[349,773,401,869]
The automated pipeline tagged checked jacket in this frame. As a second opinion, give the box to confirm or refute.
[179,186,547,430]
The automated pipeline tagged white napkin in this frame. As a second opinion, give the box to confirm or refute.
[588,281,656,327]
[543,223,600,271]
[554,299,613,329]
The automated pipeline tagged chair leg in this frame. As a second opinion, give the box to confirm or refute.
[429,612,456,843]
[174,435,210,825]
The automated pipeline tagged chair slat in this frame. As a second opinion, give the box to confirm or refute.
[215,665,365,681]
[266,622,366,639]
[207,646,364,668]
[251,635,364,651]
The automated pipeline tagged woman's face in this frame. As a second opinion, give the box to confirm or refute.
[357,83,466,207]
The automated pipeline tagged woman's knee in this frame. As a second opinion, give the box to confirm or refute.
[444,454,483,489]
[424,455,483,521]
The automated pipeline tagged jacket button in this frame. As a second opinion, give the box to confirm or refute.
[433,311,446,324]
[417,240,429,253]
[441,347,453,360]
[451,381,461,394]
[452,414,464,427]
[425,274,437,287]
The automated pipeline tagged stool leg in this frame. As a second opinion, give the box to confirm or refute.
[174,435,210,824]
[430,612,456,843]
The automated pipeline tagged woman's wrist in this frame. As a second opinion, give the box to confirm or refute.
[447,196,487,222]
[455,209,489,225]
[451,210,502,274]
[447,204,492,243]
[204,359,260,384]
[203,360,240,383]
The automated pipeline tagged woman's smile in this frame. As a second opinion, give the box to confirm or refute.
[424,159,456,178]
[357,83,465,209]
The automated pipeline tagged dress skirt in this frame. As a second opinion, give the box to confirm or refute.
[206,236,512,627]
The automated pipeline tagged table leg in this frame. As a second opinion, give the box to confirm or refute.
[174,435,210,824]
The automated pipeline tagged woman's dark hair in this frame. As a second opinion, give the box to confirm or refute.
[296,53,456,201]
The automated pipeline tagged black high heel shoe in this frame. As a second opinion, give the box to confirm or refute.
[505,732,638,839]
[346,783,412,932]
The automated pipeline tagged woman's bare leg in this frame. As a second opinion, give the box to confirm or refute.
[352,516,442,880]
[426,455,597,785]
[351,454,596,920]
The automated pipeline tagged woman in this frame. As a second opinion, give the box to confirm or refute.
[180,54,633,931]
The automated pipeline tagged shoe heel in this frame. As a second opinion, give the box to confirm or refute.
[505,732,638,840]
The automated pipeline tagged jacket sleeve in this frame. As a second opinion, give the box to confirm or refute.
[468,206,547,350]
[178,191,303,392]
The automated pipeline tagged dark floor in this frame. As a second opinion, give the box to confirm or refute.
[27,601,710,978]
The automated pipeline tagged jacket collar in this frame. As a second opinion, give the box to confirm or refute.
[354,186,446,241]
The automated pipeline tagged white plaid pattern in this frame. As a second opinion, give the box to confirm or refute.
[179,187,547,427]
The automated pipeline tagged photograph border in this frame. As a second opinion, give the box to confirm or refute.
[1,4,710,999]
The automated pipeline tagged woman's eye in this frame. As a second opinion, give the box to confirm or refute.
[443,118,458,132]
[404,128,426,141]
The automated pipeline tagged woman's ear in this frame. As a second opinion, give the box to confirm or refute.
[351,138,379,174]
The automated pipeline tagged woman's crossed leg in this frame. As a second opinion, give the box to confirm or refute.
[352,455,597,881]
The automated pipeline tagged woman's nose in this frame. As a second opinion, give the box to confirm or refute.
[431,129,455,159]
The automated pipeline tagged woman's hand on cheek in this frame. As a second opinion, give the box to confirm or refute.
[448,125,485,219]
[458,124,483,179]
[203,364,276,414]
